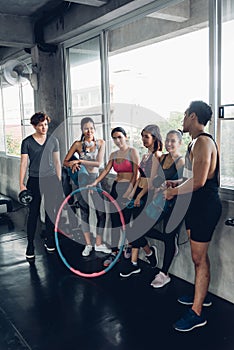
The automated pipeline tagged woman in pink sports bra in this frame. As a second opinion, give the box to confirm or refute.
[89,127,140,265]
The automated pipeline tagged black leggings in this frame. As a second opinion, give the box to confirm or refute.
[110,181,133,250]
[132,205,184,274]
[126,186,150,246]
[146,226,180,274]
[27,175,61,243]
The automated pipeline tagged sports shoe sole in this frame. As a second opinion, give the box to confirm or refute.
[177,298,212,307]
[26,254,35,259]
[120,268,141,278]
[173,320,207,332]
[44,244,55,253]
[151,277,171,288]
[95,248,112,254]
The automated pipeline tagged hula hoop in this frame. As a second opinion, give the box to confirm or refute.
[55,186,126,278]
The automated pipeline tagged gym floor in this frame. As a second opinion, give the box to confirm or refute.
[0,206,233,350]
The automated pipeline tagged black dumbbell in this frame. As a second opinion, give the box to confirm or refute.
[225,218,234,227]
[18,189,33,205]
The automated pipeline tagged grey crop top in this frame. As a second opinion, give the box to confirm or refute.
[79,140,99,161]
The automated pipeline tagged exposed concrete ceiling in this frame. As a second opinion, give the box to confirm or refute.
[0,0,194,61]
[0,0,109,60]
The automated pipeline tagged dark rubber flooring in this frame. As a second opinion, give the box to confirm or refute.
[0,209,233,350]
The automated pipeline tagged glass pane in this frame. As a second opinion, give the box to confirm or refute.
[220,0,234,189]
[69,36,102,118]
[220,119,234,189]
[221,0,234,105]
[22,83,34,138]
[2,85,21,156]
[108,1,209,156]
[0,90,5,152]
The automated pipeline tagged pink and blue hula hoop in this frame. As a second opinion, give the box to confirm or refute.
[54,186,126,278]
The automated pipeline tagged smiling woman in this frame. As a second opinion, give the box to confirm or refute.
[87,126,140,266]
[63,116,111,257]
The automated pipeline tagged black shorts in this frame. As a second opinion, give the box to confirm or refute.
[185,190,222,242]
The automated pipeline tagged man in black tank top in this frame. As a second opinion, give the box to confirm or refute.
[165,101,222,332]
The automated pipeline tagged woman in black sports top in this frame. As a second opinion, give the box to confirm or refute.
[149,130,185,288]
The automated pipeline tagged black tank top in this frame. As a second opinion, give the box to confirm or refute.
[185,133,220,193]
[160,154,183,180]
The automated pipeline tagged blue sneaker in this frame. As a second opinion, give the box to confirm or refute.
[173,308,207,332]
[177,295,212,307]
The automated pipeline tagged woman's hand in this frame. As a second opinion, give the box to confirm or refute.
[71,161,81,173]
[134,195,142,207]
[163,187,176,200]
[87,181,97,188]
[165,179,179,188]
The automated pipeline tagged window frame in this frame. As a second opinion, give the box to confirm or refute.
[63,0,233,198]
[0,59,35,156]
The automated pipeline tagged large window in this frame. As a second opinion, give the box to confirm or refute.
[0,69,34,156]
[108,1,209,157]
[65,0,232,193]
[2,85,22,156]
[220,0,234,189]
[67,36,104,146]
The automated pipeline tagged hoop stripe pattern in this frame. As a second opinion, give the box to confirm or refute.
[54,186,126,278]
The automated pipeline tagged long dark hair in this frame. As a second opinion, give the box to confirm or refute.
[141,124,163,153]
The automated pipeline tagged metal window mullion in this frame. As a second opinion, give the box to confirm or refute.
[19,84,25,139]
[0,84,6,153]
[64,46,73,151]
[100,30,111,164]
[209,0,221,143]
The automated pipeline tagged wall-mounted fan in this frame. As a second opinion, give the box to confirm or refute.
[1,59,38,90]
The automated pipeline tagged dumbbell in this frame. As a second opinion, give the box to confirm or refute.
[225,218,234,227]
[18,189,33,205]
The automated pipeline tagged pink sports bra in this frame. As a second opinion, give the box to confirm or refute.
[112,149,133,173]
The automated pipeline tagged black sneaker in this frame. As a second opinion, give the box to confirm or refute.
[177,295,212,307]
[26,242,35,259]
[145,245,158,268]
[44,239,56,253]
[120,263,141,277]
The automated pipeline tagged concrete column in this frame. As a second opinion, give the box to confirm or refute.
[31,45,67,159]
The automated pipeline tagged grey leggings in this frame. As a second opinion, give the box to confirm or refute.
[76,173,106,235]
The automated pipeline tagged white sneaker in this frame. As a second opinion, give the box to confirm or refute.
[94,243,112,254]
[150,271,171,288]
[82,244,93,257]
